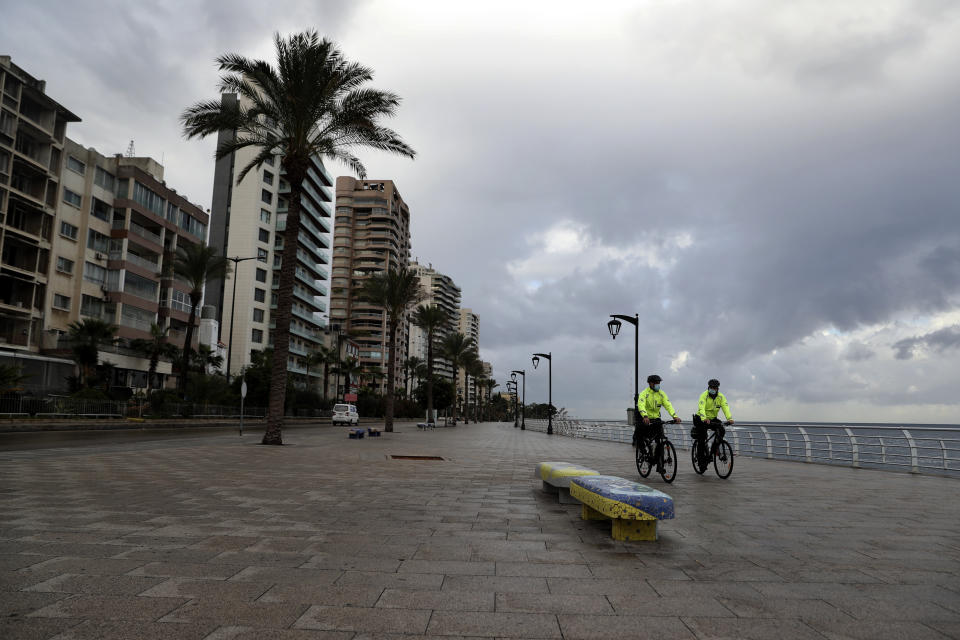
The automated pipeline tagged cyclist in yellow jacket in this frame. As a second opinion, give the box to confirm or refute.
[635,374,681,448]
[693,378,734,441]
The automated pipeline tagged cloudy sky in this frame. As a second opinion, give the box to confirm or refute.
[4,0,959,422]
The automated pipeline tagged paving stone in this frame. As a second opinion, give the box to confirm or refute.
[546,576,658,596]
[334,570,444,590]
[160,600,309,627]
[441,575,550,593]
[376,587,494,611]
[257,583,385,607]
[426,610,562,637]
[804,619,956,640]
[495,561,591,578]
[0,590,71,616]
[128,561,244,580]
[139,577,272,600]
[47,619,218,639]
[203,626,354,640]
[607,594,733,617]
[23,572,165,595]
[398,559,495,575]
[558,613,694,639]
[293,604,431,633]
[495,592,615,614]
[680,616,826,639]
[0,618,82,640]
[29,594,188,620]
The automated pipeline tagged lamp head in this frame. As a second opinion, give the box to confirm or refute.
[532,356,540,369]
[607,318,622,339]
[511,372,517,381]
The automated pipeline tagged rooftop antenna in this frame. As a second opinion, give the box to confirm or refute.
[125,140,135,157]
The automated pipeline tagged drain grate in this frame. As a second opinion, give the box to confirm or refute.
[389,455,445,461]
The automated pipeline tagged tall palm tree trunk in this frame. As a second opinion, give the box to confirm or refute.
[426,335,435,424]
[264,179,305,445]
[179,293,201,395]
[322,361,330,400]
[384,318,398,432]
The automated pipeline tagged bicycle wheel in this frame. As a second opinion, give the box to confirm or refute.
[636,440,653,478]
[713,440,734,479]
[691,439,708,474]
[660,440,678,483]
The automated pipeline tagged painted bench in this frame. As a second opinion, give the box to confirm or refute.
[348,428,365,439]
[416,422,436,430]
[535,461,600,504]
[367,428,381,437]
[569,475,674,542]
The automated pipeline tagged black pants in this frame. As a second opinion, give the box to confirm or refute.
[633,418,664,447]
[693,415,724,442]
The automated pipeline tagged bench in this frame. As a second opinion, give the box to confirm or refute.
[569,475,674,541]
[348,428,365,439]
[416,422,435,430]
[535,461,600,504]
[367,428,381,437]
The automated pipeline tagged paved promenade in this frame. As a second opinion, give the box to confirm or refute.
[1,421,958,639]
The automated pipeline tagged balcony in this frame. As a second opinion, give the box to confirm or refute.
[124,252,160,272]
[129,221,162,245]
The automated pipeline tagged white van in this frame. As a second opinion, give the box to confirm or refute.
[332,404,359,426]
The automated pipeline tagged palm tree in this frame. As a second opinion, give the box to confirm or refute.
[412,304,449,425]
[303,348,327,393]
[320,344,338,400]
[357,268,422,431]
[439,332,476,425]
[182,31,415,445]
[172,242,230,395]
[0,363,28,393]
[129,323,177,391]
[403,356,423,398]
[461,350,481,424]
[67,319,117,387]
[192,344,224,374]
[335,357,363,400]
[484,379,499,421]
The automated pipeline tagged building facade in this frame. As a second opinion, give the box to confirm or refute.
[45,138,209,389]
[407,261,461,388]
[330,177,411,392]
[207,93,333,384]
[0,56,79,355]
[457,307,481,407]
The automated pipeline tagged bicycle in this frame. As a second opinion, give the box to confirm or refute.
[690,416,734,479]
[634,418,678,483]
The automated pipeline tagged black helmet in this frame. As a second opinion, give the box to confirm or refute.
[647,374,662,384]
[708,379,720,388]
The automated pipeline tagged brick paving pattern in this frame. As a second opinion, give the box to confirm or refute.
[1,421,958,639]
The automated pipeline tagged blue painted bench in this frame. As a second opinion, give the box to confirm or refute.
[367,428,381,437]
[569,475,674,541]
[348,428,365,439]
[417,422,435,430]
[535,461,600,504]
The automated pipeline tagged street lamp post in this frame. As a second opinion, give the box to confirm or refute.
[511,369,526,430]
[225,256,257,386]
[330,324,343,402]
[607,313,639,429]
[507,380,517,427]
[532,352,552,435]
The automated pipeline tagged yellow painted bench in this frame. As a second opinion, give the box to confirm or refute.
[535,461,600,504]
[569,475,674,542]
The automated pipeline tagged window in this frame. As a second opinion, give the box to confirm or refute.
[170,289,190,313]
[258,228,270,243]
[254,288,266,302]
[63,187,82,208]
[261,189,272,204]
[264,155,275,167]
[66,156,85,175]
[271,293,279,306]
[273,255,281,268]
[59,221,78,240]
[252,328,263,343]
[258,248,269,263]
[115,178,129,199]
[56,257,74,274]
[263,170,274,185]
[166,202,178,223]
[255,268,267,283]
[132,181,165,216]
[83,261,107,285]
[260,209,271,224]
[90,197,111,221]
[53,294,71,310]
[252,308,264,322]
[80,294,104,318]
[94,166,116,192]
[87,229,110,252]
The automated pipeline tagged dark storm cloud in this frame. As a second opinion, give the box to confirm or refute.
[893,324,960,360]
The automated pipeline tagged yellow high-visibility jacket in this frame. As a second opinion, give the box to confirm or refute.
[698,390,733,421]
[637,387,678,420]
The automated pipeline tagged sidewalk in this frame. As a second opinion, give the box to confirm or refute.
[1,421,958,639]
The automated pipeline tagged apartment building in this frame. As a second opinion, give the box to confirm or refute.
[330,177,411,392]
[207,94,333,382]
[0,56,79,356]
[45,138,209,389]
[458,307,481,407]
[407,260,460,389]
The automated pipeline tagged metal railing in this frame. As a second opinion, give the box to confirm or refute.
[522,418,960,478]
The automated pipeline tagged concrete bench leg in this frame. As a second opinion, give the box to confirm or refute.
[542,481,559,495]
[581,504,608,521]
[612,518,658,542]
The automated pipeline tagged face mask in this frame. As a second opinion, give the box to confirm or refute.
[653,384,660,392]
[709,389,718,396]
